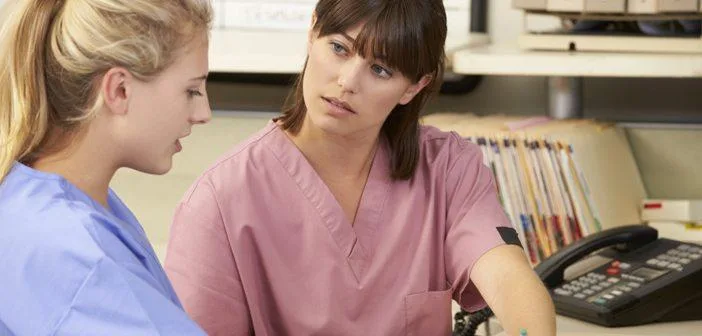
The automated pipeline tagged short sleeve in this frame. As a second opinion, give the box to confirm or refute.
[443,140,516,312]
[165,177,253,336]
[53,257,205,335]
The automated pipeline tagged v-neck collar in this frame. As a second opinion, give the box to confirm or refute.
[265,121,392,280]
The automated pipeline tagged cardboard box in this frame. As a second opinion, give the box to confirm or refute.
[628,0,698,13]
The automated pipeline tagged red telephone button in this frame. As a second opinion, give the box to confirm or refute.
[611,261,621,268]
[606,267,620,275]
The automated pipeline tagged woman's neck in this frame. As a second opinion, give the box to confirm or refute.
[286,121,379,182]
[31,133,116,209]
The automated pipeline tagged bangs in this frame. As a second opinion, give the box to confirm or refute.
[314,1,443,82]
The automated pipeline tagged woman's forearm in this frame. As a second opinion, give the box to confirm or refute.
[491,269,556,336]
[471,245,557,336]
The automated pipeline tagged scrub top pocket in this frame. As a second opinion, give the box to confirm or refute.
[404,288,452,336]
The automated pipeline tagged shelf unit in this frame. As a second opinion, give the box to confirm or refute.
[451,44,702,118]
[209,30,489,74]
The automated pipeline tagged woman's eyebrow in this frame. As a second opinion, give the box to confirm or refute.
[340,32,356,44]
[189,74,208,82]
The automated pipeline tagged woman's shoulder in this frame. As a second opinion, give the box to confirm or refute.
[199,120,282,177]
[418,124,482,164]
[0,165,106,232]
[179,120,286,203]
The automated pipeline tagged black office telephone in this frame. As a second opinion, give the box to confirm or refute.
[453,225,702,335]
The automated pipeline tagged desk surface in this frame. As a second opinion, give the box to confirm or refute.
[493,315,702,335]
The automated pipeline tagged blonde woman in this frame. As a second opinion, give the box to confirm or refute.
[0,0,212,334]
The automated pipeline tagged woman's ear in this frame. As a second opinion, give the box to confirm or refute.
[101,67,133,116]
[399,75,433,105]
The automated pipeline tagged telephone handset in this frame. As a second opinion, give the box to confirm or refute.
[534,224,659,289]
[453,225,702,335]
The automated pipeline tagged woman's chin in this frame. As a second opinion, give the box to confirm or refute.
[134,159,172,176]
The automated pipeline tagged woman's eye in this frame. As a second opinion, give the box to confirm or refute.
[371,64,392,79]
[188,89,203,97]
[330,41,348,55]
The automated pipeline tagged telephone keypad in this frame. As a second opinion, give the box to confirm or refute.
[647,244,702,272]
[555,252,682,306]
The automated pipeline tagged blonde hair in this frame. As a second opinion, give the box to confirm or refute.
[0,0,212,182]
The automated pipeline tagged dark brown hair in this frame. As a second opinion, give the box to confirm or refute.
[279,0,447,180]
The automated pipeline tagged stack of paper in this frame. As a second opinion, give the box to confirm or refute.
[422,113,647,265]
[641,199,702,243]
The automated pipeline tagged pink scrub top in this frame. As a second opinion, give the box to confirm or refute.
[165,121,518,336]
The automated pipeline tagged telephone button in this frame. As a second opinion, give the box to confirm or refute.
[678,244,692,251]
[574,293,586,299]
[603,294,615,300]
[607,277,620,283]
[619,262,631,269]
[679,258,691,264]
[554,288,572,296]
[611,290,623,296]
[690,254,701,260]
[622,273,645,282]
[583,275,596,283]
[606,268,619,275]
[646,259,660,266]
[583,289,595,295]
[593,298,607,305]
[619,286,632,292]
[591,285,603,291]
[628,282,641,288]
[611,261,621,267]
[563,284,577,291]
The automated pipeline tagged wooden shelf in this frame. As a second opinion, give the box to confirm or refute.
[452,44,702,78]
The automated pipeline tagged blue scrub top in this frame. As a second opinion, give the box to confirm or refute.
[0,163,205,335]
